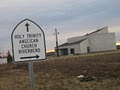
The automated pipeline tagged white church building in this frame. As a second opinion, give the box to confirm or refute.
[57,26,117,55]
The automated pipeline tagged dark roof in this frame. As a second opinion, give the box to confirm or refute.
[85,26,107,36]
[58,38,87,47]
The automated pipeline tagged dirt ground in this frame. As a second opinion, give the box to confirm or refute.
[0,50,120,90]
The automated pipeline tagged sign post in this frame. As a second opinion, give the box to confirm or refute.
[29,61,34,90]
[11,19,46,90]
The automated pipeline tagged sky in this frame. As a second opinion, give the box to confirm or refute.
[0,0,120,54]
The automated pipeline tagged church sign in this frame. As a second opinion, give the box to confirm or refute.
[11,19,46,63]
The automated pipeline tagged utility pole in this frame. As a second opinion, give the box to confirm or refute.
[53,28,59,57]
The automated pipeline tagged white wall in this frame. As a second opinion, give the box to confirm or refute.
[80,39,89,54]
[67,36,87,44]
[68,44,80,55]
[89,33,117,52]
[0,58,7,64]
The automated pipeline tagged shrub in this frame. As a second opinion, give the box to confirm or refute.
[7,50,12,63]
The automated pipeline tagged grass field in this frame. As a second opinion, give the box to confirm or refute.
[0,50,120,90]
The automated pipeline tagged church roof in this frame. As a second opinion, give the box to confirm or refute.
[85,26,107,36]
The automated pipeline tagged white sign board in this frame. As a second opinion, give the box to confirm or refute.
[11,19,46,63]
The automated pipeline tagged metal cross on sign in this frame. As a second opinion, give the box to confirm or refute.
[11,19,46,63]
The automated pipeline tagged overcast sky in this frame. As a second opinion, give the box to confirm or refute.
[0,0,120,53]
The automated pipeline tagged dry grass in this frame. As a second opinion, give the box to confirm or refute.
[0,50,120,90]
